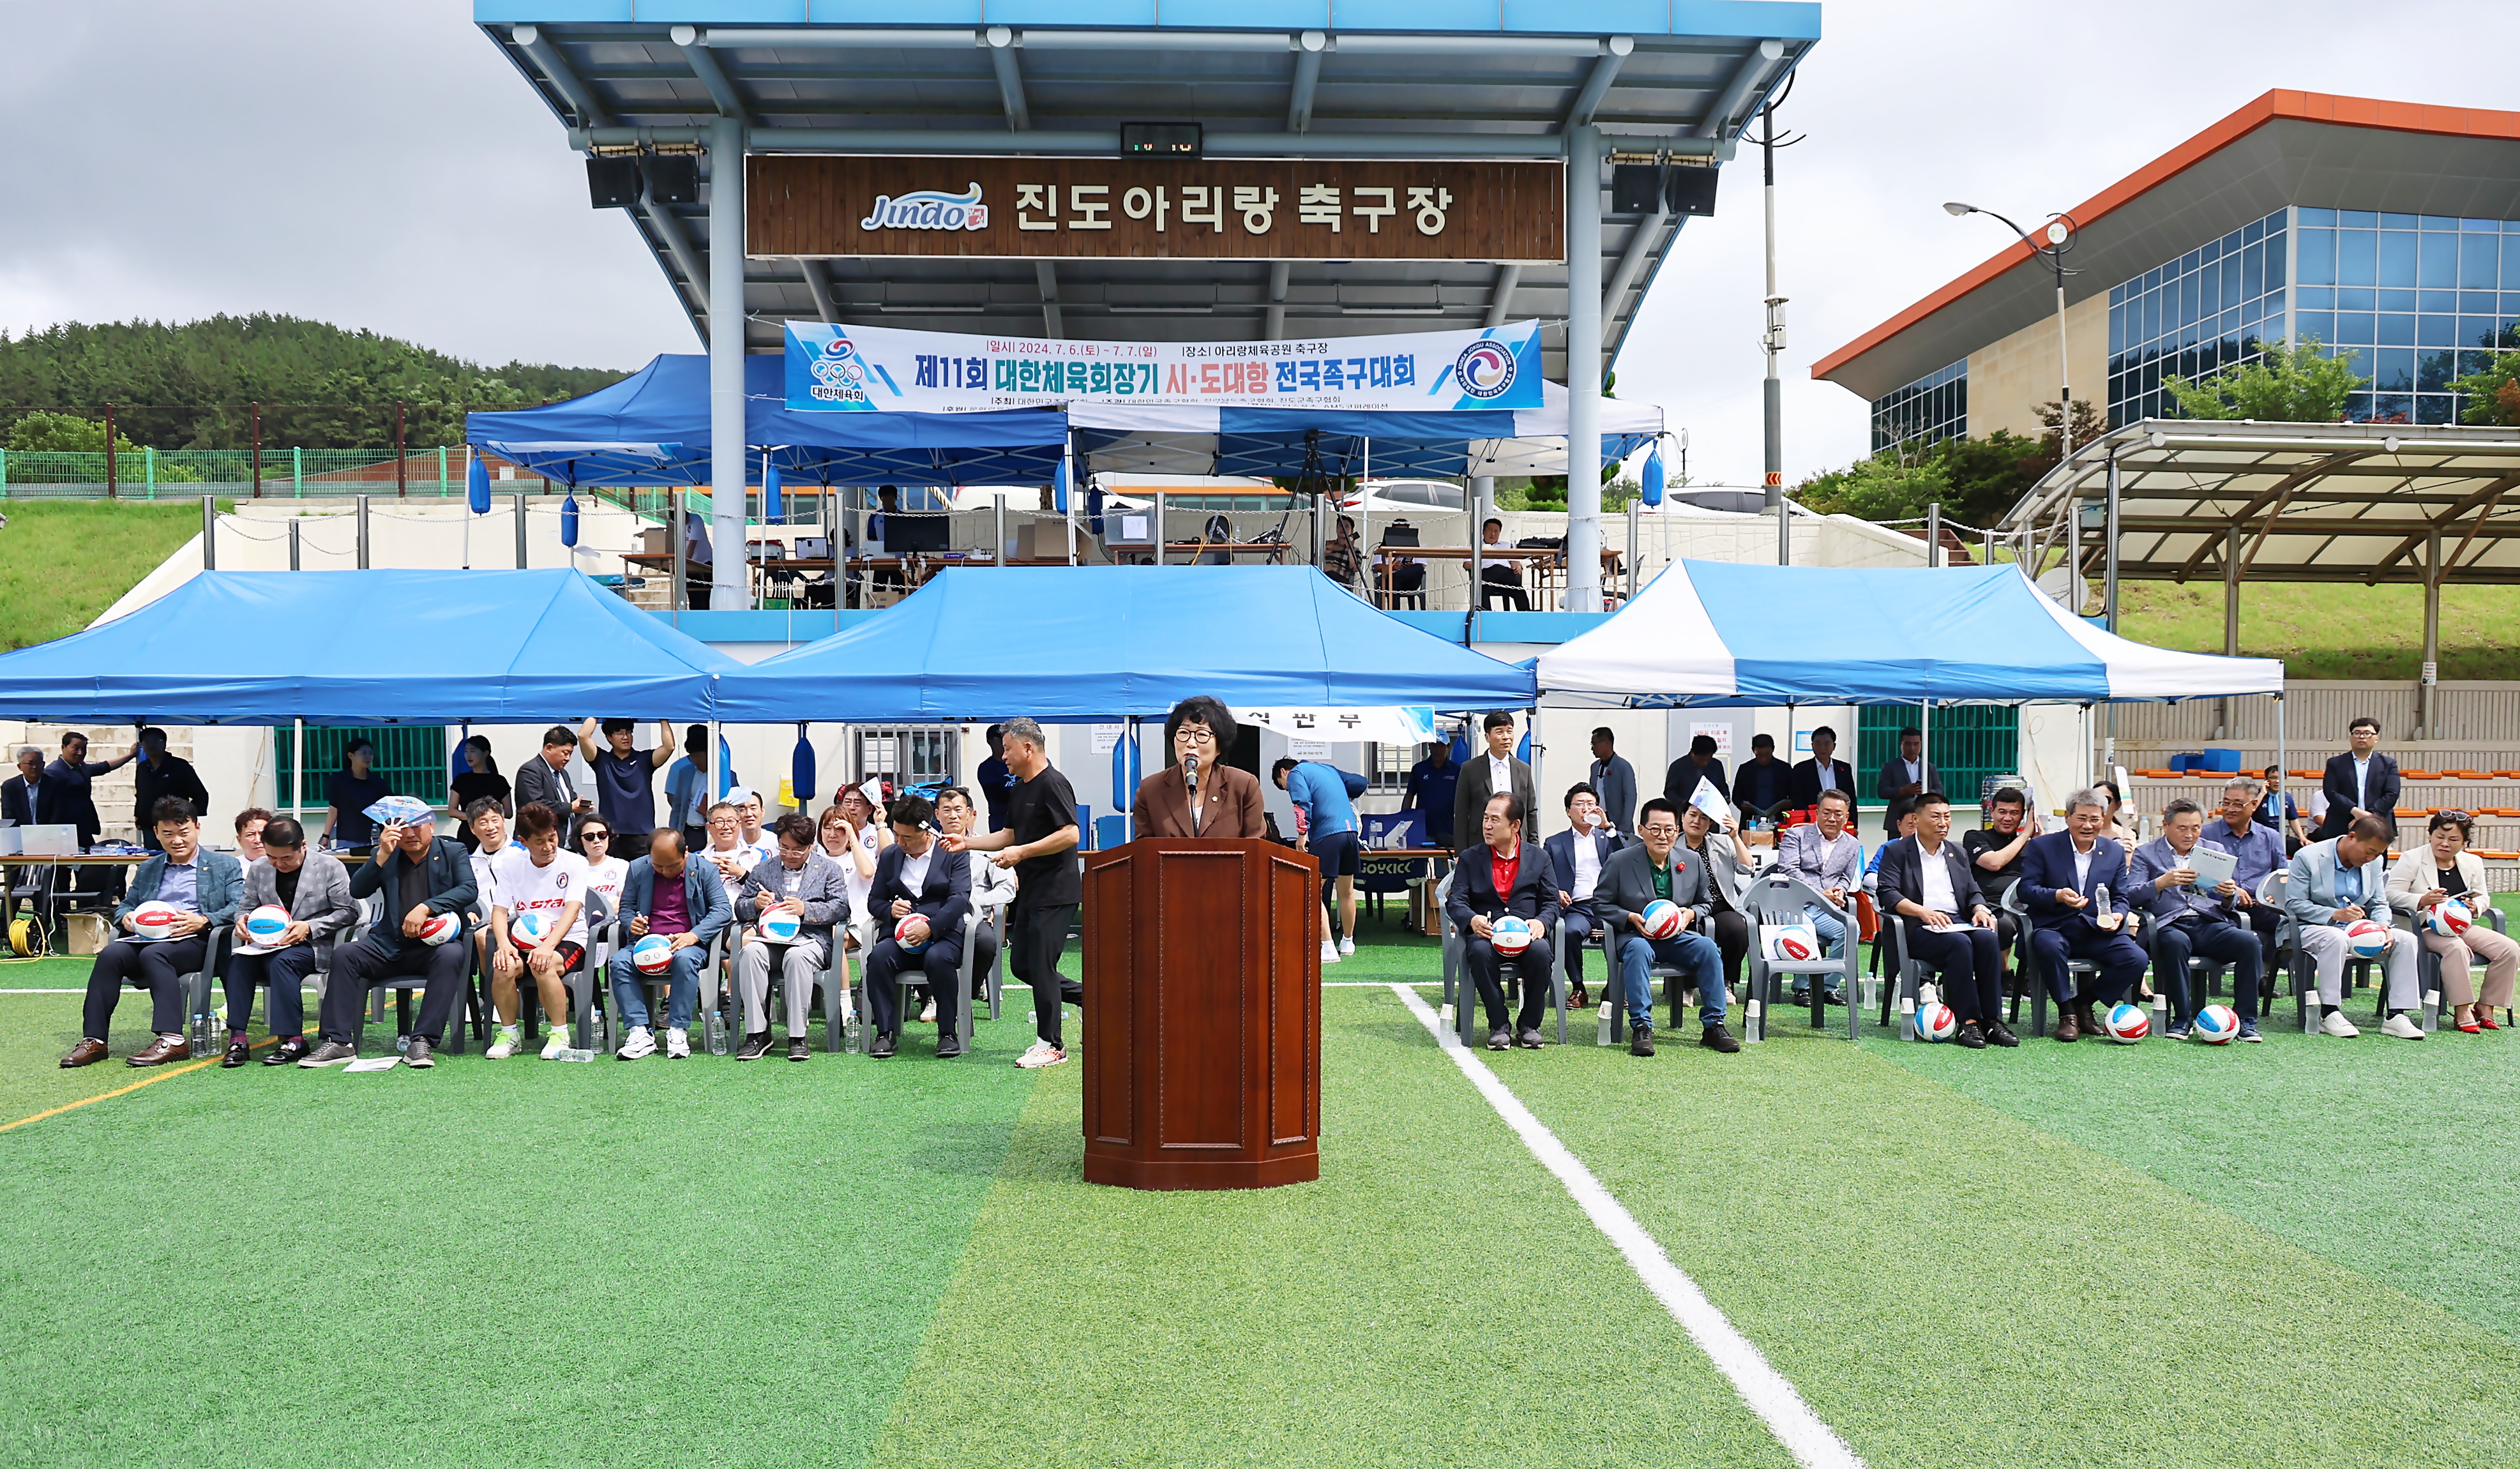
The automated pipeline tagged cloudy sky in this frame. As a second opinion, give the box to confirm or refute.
[4,0,2516,485]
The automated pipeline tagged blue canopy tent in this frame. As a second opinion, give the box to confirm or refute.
[465,354,1071,488]
[712,565,1535,723]
[1071,382,1664,479]
[0,569,741,723]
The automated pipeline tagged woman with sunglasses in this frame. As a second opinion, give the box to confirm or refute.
[573,818,630,910]
[2387,810,2519,1032]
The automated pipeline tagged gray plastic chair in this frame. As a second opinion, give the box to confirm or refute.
[1739,872,1861,1042]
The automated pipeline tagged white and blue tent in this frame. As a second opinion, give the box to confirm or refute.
[1535,561,2284,707]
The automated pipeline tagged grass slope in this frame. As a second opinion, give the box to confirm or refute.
[2118,579,2520,681]
[0,502,213,649]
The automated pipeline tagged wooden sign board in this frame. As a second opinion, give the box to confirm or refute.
[748,154,1564,264]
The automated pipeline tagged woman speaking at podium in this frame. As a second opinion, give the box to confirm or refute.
[1135,696,1265,838]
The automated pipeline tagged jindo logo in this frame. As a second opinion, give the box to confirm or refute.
[859,184,988,232]
[1452,340,1518,400]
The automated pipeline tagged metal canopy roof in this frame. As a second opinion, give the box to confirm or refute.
[2000,420,2520,587]
[474,4,1818,379]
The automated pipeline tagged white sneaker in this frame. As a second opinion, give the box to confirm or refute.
[616,1026,657,1059]
[919,998,939,1023]
[1320,940,1341,965]
[1338,936,1356,956]
[2320,1011,2361,1038]
[2381,1012,2426,1039]
[485,1027,520,1060]
[665,1027,693,1058]
[539,1027,573,1060]
[1015,1040,1068,1069]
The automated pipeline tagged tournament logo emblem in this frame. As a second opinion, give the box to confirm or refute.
[1452,340,1519,400]
[810,333,870,404]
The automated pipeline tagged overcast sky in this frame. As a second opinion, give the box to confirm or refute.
[5,0,2516,485]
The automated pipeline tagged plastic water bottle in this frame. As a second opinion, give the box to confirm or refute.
[554,1046,597,1063]
[188,1012,215,1057]
[842,996,864,1053]
[705,1010,730,1055]
[394,1032,411,1053]
[2094,884,2113,929]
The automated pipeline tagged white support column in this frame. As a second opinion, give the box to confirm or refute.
[708,115,749,608]
[1563,126,1604,614]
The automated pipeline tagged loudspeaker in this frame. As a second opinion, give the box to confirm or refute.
[1610,163,1665,216]
[1666,165,1720,217]
[586,157,641,209]
[640,154,700,206]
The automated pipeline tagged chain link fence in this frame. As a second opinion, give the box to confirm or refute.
[0,446,499,498]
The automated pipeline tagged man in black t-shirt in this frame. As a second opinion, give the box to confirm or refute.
[1961,786,2040,963]
[942,716,1081,1069]
[577,718,673,840]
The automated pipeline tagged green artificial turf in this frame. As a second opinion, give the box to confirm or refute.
[864,985,1802,1469]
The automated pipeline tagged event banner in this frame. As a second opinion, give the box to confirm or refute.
[747,155,1563,263]
[784,319,1543,414]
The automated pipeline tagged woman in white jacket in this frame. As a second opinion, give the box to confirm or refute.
[2386,810,2519,1032]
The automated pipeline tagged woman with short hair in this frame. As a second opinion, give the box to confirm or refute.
[2387,810,2519,1032]
[1133,696,1265,839]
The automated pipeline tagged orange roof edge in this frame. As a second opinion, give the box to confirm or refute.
[1810,90,2520,385]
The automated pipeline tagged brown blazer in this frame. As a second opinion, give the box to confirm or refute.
[1133,763,1267,839]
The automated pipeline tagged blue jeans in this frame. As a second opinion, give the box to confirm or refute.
[611,943,704,1030]
[1614,930,1724,1029]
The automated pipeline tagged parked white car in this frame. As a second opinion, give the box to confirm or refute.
[1339,479,1467,516]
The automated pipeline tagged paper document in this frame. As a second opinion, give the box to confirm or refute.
[2185,846,2238,892]
[342,1057,401,1073]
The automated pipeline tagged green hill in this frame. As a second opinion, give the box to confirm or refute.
[2119,579,2520,681]
[0,502,215,650]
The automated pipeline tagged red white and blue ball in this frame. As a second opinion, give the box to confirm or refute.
[510,910,552,947]
[2344,918,2392,959]
[418,910,464,947]
[244,905,290,944]
[1490,915,1534,955]
[1762,924,1820,963]
[2192,1003,2242,1044]
[894,915,932,954]
[631,934,674,975]
[2105,1002,2152,1043]
[758,909,802,944]
[130,901,183,940]
[1639,901,1684,940]
[1913,1001,1957,1042]
[2427,899,2473,937]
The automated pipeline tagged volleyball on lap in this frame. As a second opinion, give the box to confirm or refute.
[130,901,183,940]
[631,934,674,974]
[2427,899,2473,937]
[1639,901,1683,940]
[510,910,551,947]
[2192,1004,2242,1043]
[2343,918,2392,958]
[1489,916,1533,955]
[2105,1002,2152,1043]
[1913,1001,1956,1041]
[759,909,802,944]
[418,910,464,946]
[894,915,932,954]
[243,905,290,944]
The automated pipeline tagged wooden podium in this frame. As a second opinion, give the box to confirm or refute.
[1080,838,1322,1190]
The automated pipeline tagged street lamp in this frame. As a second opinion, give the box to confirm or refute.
[1945,201,2079,464]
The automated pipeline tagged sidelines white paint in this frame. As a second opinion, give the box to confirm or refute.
[1391,981,1866,1469]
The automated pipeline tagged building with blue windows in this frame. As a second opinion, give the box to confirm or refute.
[1820,91,2520,446]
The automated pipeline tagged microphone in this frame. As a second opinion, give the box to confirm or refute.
[1182,755,1200,792]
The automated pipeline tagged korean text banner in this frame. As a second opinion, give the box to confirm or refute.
[785,320,1544,414]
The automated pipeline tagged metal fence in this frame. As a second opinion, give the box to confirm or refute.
[0,446,486,498]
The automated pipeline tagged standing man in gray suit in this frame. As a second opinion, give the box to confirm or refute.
[1874,727,1942,837]
[1587,727,1637,836]
[1452,711,1536,852]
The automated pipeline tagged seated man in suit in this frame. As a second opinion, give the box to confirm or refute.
[2131,798,2263,1042]
[1732,734,1794,822]
[1788,725,1857,813]
[2286,812,2424,1039]
[220,816,355,1068]
[1591,797,1736,1057]
[3,744,43,829]
[300,808,480,1069]
[2207,778,2288,984]
[604,829,732,1062]
[732,812,849,1062]
[1878,792,2011,1049]
[2018,787,2150,1043]
[859,794,974,1059]
[1775,789,1862,1004]
[1445,791,1560,1051]
[2315,717,2399,841]
[1543,784,1622,1009]
[59,797,245,1069]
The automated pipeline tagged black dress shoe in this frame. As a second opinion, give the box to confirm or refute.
[1986,1021,2019,1048]
[221,1040,253,1068]
[1700,1023,1741,1053]
[1956,1021,1988,1050]
[936,1035,965,1059]
[262,1036,311,1066]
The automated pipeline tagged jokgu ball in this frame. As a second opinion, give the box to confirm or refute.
[2427,898,2473,938]
[243,905,290,944]
[1913,1001,1957,1042]
[1762,923,1821,963]
[418,910,464,947]
[1490,916,1534,956]
[2344,918,2392,959]
[509,910,551,947]
[130,901,183,940]
[631,934,674,975]
[894,915,932,954]
[2105,1002,2152,1043]
[2192,1003,2242,1044]
[1639,900,1684,940]
[758,909,802,944]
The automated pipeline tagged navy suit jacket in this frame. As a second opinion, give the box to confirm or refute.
[2018,830,2133,940]
[1,774,39,830]
[869,842,972,947]
[2317,751,2399,838]
[1541,828,1623,902]
[1445,841,1560,936]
